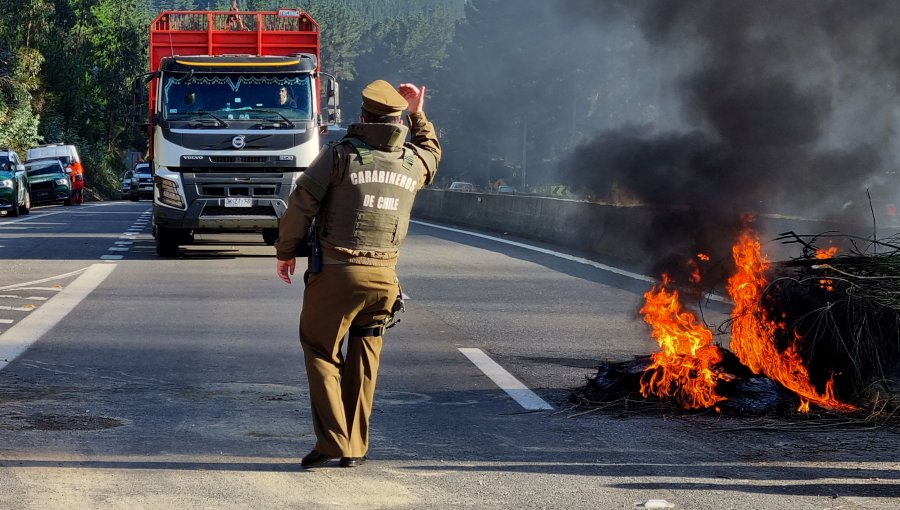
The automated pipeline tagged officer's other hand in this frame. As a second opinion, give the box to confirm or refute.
[398,83,425,114]
[277,258,295,284]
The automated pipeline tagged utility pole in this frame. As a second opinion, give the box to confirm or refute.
[521,118,527,190]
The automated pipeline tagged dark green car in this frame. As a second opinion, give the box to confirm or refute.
[0,149,31,217]
[25,159,72,206]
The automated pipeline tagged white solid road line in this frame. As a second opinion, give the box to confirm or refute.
[411,219,730,304]
[0,263,116,371]
[458,347,553,411]
[0,268,88,291]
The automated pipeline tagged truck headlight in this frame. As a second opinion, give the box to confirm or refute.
[155,176,185,208]
[0,179,12,188]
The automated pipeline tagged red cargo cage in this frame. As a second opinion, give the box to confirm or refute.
[148,9,320,125]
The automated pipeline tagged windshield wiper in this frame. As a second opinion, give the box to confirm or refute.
[241,109,296,128]
[187,111,228,127]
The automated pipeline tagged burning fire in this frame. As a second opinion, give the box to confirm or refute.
[639,275,726,410]
[726,228,855,412]
[637,225,855,412]
[815,246,838,259]
[815,247,837,291]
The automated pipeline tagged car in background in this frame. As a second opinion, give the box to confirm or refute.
[448,181,476,192]
[26,143,84,205]
[25,159,72,206]
[127,162,153,201]
[120,169,134,199]
[0,148,31,217]
[497,185,517,194]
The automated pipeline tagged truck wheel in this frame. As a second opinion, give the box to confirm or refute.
[156,227,181,257]
[263,228,279,246]
[19,190,30,215]
[8,192,20,217]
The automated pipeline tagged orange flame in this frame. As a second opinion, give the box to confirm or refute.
[815,246,838,259]
[688,253,709,283]
[640,275,726,409]
[726,228,855,412]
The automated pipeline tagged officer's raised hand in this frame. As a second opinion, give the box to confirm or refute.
[397,83,425,114]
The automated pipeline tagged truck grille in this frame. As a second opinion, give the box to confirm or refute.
[200,184,278,197]
[202,205,276,216]
[209,156,269,164]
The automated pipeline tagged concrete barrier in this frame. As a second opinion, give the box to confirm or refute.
[412,189,885,264]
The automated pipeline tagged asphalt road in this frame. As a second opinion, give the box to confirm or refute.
[0,201,896,510]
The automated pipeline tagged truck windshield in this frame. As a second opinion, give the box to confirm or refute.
[161,74,312,122]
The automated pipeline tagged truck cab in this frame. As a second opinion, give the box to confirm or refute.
[144,9,338,256]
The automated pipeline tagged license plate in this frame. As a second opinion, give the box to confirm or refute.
[224,197,253,207]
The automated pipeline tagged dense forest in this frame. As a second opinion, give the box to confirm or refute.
[3,0,892,219]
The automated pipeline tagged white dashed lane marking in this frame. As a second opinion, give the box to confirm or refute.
[97,209,152,261]
[458,348,553,411]
[0,306,35,312]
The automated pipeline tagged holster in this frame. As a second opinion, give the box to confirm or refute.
[348,282,405,338]
[303,219,321,284]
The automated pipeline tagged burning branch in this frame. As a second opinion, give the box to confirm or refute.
[727,227,856,412]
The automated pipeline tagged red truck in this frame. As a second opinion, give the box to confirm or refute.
[142,8,340,256]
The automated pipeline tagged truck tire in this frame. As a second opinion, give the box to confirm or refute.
[263,228,279,246]
[8,190,19,217]
[156,227,181,257]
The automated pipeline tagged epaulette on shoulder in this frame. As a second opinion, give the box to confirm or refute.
[401,147,415,171]
[341,137,374,165]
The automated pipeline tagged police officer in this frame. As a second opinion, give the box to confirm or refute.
[275,80,441,468]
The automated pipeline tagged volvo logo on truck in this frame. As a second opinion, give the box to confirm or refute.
[231,135,246,150]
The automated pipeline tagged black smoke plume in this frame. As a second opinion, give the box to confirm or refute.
[558,0,900,286]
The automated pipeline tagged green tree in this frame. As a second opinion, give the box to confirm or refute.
[360,5,454,83]
[305,0,365,81]
[0,48,43,153]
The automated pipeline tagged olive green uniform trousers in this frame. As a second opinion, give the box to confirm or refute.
[299,263,399,458]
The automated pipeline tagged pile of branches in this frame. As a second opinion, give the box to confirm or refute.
[570,229,900,424]
[760,231,900,403]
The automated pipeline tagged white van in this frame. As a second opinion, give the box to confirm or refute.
[26,144,82,166]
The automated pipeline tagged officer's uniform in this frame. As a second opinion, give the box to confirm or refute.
[275,80,441,460]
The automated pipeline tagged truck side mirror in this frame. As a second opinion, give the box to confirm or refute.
[131,75,150,128]
[323,75,341,125]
